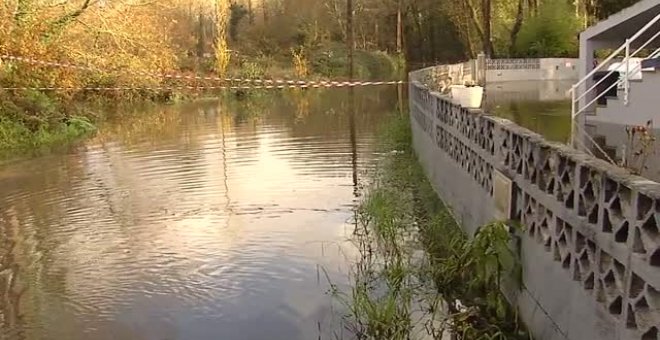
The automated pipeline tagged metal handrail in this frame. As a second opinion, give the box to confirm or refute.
[573,13,660,90]
[570,45,660,157]
[570,13,660,164]
[571,13,660,119]
[572,44,660,119]
[574,30,660,106]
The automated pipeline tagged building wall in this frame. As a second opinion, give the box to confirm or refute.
[409,77,660,340]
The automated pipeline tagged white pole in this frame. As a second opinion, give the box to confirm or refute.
[571,85,577,148]
[624,39,630,106]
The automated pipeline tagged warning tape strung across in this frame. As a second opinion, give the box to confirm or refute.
[0,82,403,91]
[0,54,405,88]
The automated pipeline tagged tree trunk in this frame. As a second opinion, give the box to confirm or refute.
[527,0,538,14]
[482,0,494,57]
[396,0,403,54]
[45,0,94,38]
[429,13,436,61]
[464,0,485,42]
[262,0,268,22]
[375,22,380,50]
[456,0,476,58]
[347,0,354,79]
[248,0,254,24]
[197,11,206,58]
[410,2,424,61]
[509,0,524,56]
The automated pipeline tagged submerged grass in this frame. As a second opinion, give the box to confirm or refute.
[331,113,530,339]
[0,115,95,151]
[0,92,183,158]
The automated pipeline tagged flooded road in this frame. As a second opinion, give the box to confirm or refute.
[0,88,402,340]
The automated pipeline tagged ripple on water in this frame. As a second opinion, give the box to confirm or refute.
[0,89,397,339]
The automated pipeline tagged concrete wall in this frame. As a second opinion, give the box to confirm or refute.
[410,60,476,90]
[486,58,579,82]
[409,75,660,340]
[411,58,579,91]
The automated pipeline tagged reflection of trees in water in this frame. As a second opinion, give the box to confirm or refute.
[349,88,359,200]
[293,90,311,123]
[0,203,56,340]
[91,105,184,146]
[283,87,399,139]
[0,207,25,338]
[0,155,95,338]
[491,100,571,143]
[89,87,399,150]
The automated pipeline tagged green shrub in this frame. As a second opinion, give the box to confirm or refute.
[0,115,95,152]
[310,43,399,79]
[355,50,397,79]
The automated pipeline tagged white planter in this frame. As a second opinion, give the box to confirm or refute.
[463,86,484,108]
[450,85,466,104]
[450,85,484,109]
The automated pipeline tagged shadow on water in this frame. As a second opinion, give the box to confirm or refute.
[0,87,401,340]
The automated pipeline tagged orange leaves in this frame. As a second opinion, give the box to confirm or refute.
[0,0,190,93]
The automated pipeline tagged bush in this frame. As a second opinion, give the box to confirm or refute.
[309,43,399,79]
[515,0,580,57]
[356,50,397,79]
[309,44,348,78]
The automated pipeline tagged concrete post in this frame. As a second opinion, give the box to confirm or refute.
[477,53,487,86]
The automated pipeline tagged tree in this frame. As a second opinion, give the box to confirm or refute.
[214,0,230,76]
[516,0,580,57]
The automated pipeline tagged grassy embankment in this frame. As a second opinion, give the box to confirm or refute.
[332,113,530,339]
[0,46,403,157]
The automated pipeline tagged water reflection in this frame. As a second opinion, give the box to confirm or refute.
[583,118,660,182]
[485,81,660,182]
[0,87,399,339]
[485,81,572,143]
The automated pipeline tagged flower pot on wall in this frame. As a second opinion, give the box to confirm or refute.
[463,86,484,108]
[450,85,466,105]
[450,85,484,109]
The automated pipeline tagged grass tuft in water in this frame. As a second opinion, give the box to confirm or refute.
[0,115,96,155]
[329,113,530,339]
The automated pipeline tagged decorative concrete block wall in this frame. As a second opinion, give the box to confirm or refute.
[409,76,660,340]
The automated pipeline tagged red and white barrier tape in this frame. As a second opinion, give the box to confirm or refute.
[0,81,404,91]
[0,54,405,88]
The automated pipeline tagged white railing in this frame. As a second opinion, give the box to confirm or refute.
[570,13,660,163]
[571,13,660,121]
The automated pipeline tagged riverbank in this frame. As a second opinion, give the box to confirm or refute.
[0,48,403,158]
[335,114,529,339]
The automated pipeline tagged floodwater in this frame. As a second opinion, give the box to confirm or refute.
[484,81,660,182]
[0,87,403,340]
[485,81,572,143]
